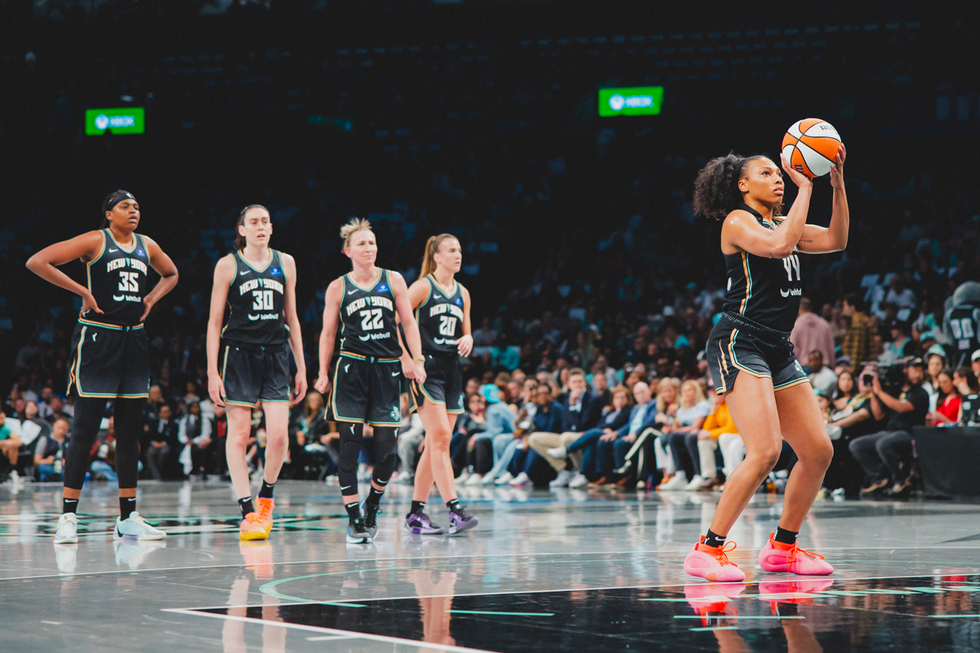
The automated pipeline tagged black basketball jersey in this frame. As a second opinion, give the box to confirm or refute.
[222,250,288,346]
[338,269,401,357]
[721,204,803,333]
[416,276,465,355]
[943,304,980,368]
[84,229,150,327]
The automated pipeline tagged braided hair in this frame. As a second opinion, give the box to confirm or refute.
[692,153,770,221]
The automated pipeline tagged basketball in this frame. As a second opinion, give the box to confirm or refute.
[781,118,843,177]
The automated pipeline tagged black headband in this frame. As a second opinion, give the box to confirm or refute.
[732,157,747,192]
[103,190,136,213]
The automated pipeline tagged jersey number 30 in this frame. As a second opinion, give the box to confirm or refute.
[252,290,274,311]
[360,309,384,331]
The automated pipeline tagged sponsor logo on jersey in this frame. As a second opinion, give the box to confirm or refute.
[454,297,463,306]
[780,288,803,298]
[113,294,141,302]
[270,267,282,276]
[240,270,251,276]
[390,406,401,422]
[248,314,279,321]
[108,248,119,253]
[347,290,358,295]
[357,332,392,342]
[391,371,400,377]
[377,283,389,293]
[136,249,145,257]
[433,337,458,345]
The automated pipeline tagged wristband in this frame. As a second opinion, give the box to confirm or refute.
[413,356,425,365]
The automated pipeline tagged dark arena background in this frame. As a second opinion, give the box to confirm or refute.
[2,1,980,652]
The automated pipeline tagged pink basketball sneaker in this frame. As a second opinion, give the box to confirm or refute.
[683,536,746,582]
[758,533,834,575]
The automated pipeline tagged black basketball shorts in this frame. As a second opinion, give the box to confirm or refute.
[220,341,291,408]
[410,353,464,414]
[68,318,149,399]
[329,351,403,426]
[706,312,809,395]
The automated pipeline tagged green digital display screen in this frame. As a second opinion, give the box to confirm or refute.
[85,108,145,135]
[598,87,664,117]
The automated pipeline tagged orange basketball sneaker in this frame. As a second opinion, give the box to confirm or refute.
[256,497,275,537]
[758,532,834,575]
[239,512,268,541]
[683,536,746,582]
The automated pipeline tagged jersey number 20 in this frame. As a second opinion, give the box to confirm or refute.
[439,315,457,336]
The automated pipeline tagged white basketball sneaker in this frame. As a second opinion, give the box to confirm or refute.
[54,513,79,544]
[114,512,167,541]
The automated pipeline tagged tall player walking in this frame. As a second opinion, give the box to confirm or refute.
[405,234,478,535]
[27,190,178,544]
[207,205,306,540]
[684,148,848,581]
[315,219,426,544]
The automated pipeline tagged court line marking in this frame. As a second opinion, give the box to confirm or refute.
[173,572,977,611]
[163,608,493,652]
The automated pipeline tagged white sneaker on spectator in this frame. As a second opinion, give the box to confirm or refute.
[568,473,589,488]
[549,470,575,489]
[636,480,647,490]
[465,474,484,486]
[546,446,567,460]
[456,470,471,484]
[685,475,706,490]
[324,474,339,486]
[494,472,514,486]
[658,473,688,491]
[509,472,531,486]
[482,474,499,486]
[54,513,78,544]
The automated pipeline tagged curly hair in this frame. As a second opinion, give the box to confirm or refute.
[693,153,769,221]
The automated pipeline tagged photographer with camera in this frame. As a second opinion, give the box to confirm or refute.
[848,357,930,497]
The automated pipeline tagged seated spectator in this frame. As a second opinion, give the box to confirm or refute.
[590,369,610,407]
[832,369,857,411]
[922,350,947,412]
[807,350,838,395]
[211,403,229,478]
[954,367,980,425]
[287,391,332,478]
[463,384,516,485]
[483,378,537,485]
[146,404,178,480]
[848,358,929,497]
[504,384,567,486]
[0,412,24,478]
[549,386,632,487]
[694,393,738,490]
[529,368,603,488]
[592,381,657,487]
[823,368,879,496]
[659,380,711,490]
[20,400,52,450]
[454,392,487,478]
[395,393,426,484]
[179,401,214,479]
[651,377,681,484]
[90,417,119,482]
[35,417,69,482]
[46,395,72,428]
[927,369,960,426]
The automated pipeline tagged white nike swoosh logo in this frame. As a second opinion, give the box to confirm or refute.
[359,335,371,341]
[248,314,261,320]
[392,372,400,377]
[240,270,250,276]
[108,248,118,253]
[347,290,358,295]
[113,295,126,301]
[780,289,790,298]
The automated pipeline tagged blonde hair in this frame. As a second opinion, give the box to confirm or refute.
[421,233,459,278]
[680,379,707,409]
[656,377,681,412]
[340,218,373,250]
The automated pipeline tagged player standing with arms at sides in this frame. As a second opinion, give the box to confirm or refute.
[27,191,178,544]
[315,218,426,544]
[405,234,478,535]
[684,148,848,581]
[207,205,306,540]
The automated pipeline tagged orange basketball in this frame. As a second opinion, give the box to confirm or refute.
[781,118,843,177]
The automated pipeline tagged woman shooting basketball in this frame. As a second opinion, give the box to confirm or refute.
[684,147,848,581]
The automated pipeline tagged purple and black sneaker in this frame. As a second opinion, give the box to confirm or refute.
[447,506,478,535]
[404,511,444,535]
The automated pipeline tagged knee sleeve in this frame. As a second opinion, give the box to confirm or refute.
[63,397,108,490]
[337,422,363,492]
[371,427,398,485]
[113,399,144,489]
